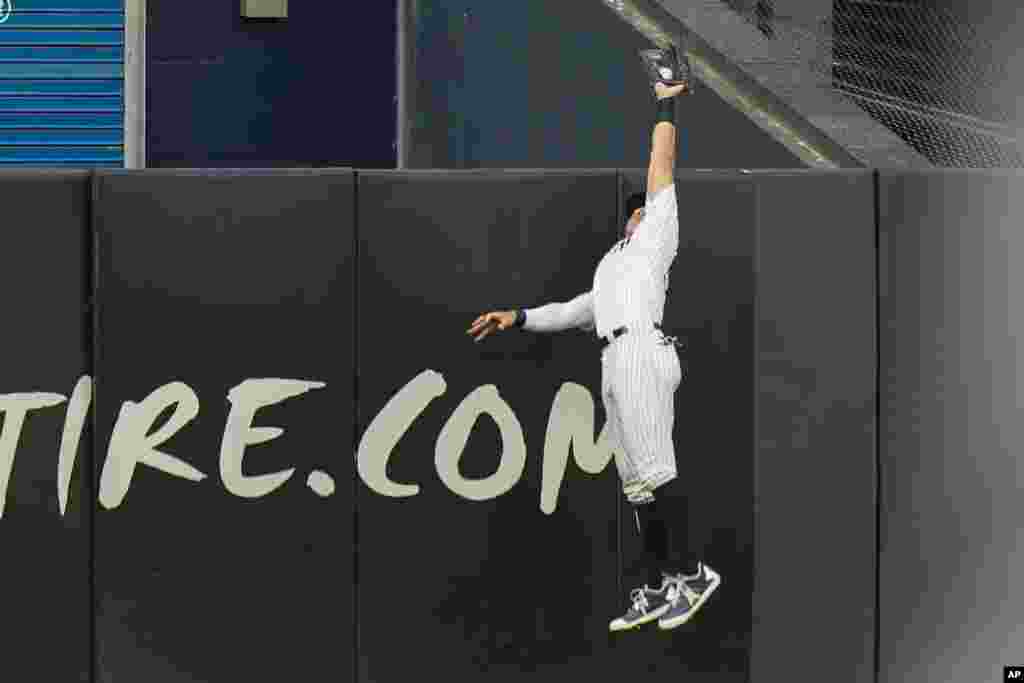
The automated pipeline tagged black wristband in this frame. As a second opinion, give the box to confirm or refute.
[514,309,526,328]
[655,97,676,125]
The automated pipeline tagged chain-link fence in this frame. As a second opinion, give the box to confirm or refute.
[721,0,1023,167]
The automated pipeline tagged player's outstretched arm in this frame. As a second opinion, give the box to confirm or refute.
[646,81,688,198]
[467,291,594,343]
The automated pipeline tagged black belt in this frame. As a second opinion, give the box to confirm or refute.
[599,323,685,351]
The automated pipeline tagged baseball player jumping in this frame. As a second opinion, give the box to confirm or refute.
[466,46,721,633]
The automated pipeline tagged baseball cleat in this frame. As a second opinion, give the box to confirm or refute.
[658,562,721,630]
[609,575,675,632]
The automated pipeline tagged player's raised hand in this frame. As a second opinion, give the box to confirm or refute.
[467,310,517,343]
[655,82,689,99]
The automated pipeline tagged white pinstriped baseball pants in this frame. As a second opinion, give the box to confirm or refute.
[600,327,684,503]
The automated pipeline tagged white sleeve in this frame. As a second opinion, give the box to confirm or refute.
[633,183,679,273]
[522,290,595,333]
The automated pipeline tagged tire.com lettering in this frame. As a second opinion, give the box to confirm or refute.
[0,370,618,520]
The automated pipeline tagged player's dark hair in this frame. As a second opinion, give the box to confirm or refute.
[624,192,646,222]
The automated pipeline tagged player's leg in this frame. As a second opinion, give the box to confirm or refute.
[628,482,722,630]
[617,337,680,585]
[607,336,679,632]
[609,492,677,632]
[602,355,639,497]
[610,335,680,493]
[610,334,722,630]
[656,480,723,630]
[648,478,698,576]
[643,347,721,630]
[605,350,675,632]
[607,363,676,590]
[638,334,693,578]
[610,335,684,589]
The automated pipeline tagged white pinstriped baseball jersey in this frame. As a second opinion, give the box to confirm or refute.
[521,183,679,340]
[522,184,682,502]
[593,184,679,338]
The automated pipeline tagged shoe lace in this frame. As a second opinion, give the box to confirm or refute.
[666,578,694,607]
[665,582,679,606]
[663,581,688,606]
[629,587,650,613]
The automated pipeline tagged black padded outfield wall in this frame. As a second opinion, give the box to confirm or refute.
[14,167,1021,683]
[0,168,869,683]
[749,170,876,683]
[878,170,1024,683]
[91,170,357,682]
[0,172,92,683]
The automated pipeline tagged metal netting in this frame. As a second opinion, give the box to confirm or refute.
[719,0,1024,167]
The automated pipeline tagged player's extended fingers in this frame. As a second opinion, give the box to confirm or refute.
[474,318,499,342]
[656,82,687,99]
[668,83,688,97]
[467,314,491,334]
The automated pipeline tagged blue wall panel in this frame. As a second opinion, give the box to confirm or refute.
[0,0,124,167]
